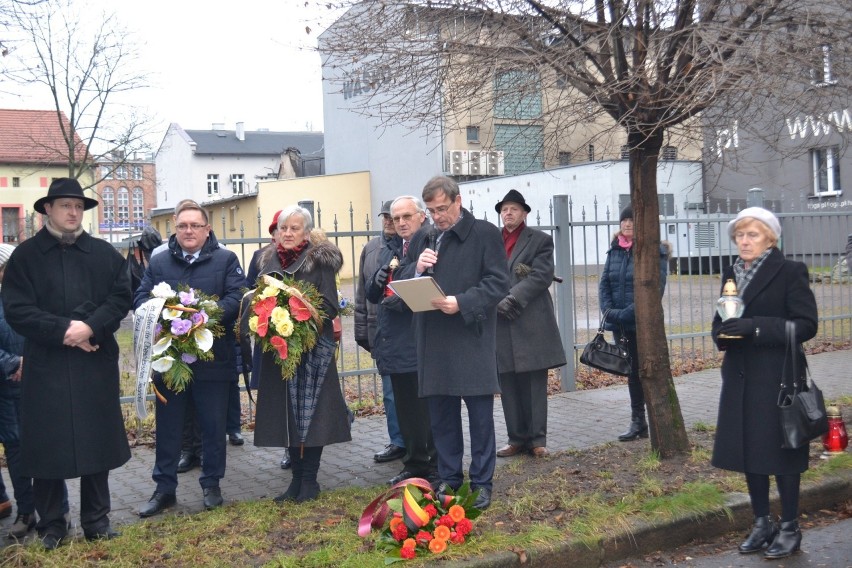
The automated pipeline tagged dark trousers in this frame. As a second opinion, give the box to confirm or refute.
[390,372,435,475]
[34,473,105,537]
[616,328,645,415]
[498,369,548,448]
[0,382,33,514]
[153,377,229,494]
[182,380,241,455]
[746,472,801,522]
[427,394,496,491]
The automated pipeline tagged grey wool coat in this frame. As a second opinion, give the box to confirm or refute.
[399,210,510,397]
[249,234,352,448]
[710,247,818,475]
[1,228,132,478]
[496,226,566,374]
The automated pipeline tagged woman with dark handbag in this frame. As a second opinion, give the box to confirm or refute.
[711,207,818,559]
[598,205,670,441]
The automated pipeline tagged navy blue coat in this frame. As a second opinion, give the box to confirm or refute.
[134,231,244,383]
[0,300,22,380]
[366,234,418,375]
[599,236,669,332]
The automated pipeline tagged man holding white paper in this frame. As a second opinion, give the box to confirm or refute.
[397,176,509,510]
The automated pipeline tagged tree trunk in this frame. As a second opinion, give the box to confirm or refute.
[628,128,691,458]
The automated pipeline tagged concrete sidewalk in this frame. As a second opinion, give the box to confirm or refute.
[2,350,850,537]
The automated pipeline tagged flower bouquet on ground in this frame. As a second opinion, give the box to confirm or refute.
[245,273,325,379]
[133,283,223,417]
[358,478,483,563]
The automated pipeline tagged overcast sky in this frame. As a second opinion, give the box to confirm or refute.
[0,0,336,147]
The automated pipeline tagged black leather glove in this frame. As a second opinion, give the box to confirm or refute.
[718,317,755,337]
[355,338,371,353]
[374,265,390,288]
[497,295,522,320]
[381,294,406,312]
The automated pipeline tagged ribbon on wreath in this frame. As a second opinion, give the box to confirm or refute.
[358,477,452,537]
[132,297,167,419]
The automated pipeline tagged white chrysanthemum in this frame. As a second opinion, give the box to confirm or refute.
[275,317,294,338]
[194,328,214,352]
[152,336,172,356]
[151,356,175,372]
[161,308,182,320]
[151,282,177,299]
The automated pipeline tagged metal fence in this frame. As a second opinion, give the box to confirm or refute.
[124,197,852,407]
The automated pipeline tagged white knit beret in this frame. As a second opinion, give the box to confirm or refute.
[727,207,782,241]
[0,243,14,269]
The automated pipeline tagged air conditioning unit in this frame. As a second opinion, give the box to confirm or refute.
[468,151,482,175]
[446,150,469,175]
[484,151,505,175]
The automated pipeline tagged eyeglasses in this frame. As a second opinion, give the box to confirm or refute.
[392,213,417,223]
[426,204,453,217]
[175,223,208,232]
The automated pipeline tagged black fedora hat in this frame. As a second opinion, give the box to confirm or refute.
[495,189,531,213]
[34,178,99,214]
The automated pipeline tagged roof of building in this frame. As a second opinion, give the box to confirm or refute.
[0,108,88,165]
[183,127,325,158]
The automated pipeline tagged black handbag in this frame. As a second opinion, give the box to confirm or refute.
[777,321,828,449]
[579,309,632,376]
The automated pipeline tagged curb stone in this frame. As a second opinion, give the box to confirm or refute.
[446,468,852,567]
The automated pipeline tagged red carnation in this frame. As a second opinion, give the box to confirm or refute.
[288,295,312,322]
[400,545,416,559]
[455,517,473,536]
[415,530,432,546]
[392,522,409,542]
[450,531,465,544]
[436,514,454,528]
[423,504,438,518]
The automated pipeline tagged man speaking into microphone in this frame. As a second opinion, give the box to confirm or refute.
[397,175,509,510]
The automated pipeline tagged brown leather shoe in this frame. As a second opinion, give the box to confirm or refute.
[530,447,550,458]
[496,444,524,457]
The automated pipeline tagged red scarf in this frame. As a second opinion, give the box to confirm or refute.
[277,240,309,269]
[502,222,525,257]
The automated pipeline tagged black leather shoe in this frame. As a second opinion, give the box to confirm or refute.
[738,515,777,553]
[85,526,121,542]
[473,487,492,510]
[228,432,245,446]
[388,470,417,486]
[203,486,223,510]
[764,520,802,559]
[618,415,649,441]
[177,452,200,473]
[41,532,66,550]
[138,491,176,518]
[373,444,405,463]
[280,451,292,469]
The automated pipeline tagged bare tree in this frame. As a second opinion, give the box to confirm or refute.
[316,0,849,457]
[2,1,155,186]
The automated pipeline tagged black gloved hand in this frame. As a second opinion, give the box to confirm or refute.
[355,338,371,353]
[718,317,755,337]
[381,294,406,312]
[497,295,522,320]
[374,265,390,288]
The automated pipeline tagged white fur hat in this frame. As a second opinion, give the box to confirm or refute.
[727,207,781,241]
[0,244,14,269]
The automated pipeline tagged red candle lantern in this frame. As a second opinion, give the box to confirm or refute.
[823,406,848,455]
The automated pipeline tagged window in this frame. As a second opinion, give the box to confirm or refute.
[494,70,542,120]
[662,146,678,160]
[466,126,480,143]
[132,187,144,227]
[1,207,20,243]
[117,187,129,224]
[12,177,19,188]
[102,166,113,180]
[588,144,595,162]
[115,165,127,180]
[207,174,219,195]
[558,151,572,166]
[812,146,841,195]
[811,45,836,86]
[231,174,245,195]
[103,187,114,223]
[620,145,630,160]
[133,166,143,180]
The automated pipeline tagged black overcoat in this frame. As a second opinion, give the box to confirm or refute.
[249,237,352,448]
[496,226,566,374]
[1,228,131,478]
[710,248,818,475]
[399,210,510,397]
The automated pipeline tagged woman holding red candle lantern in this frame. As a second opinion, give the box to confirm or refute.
[711,207,818,560]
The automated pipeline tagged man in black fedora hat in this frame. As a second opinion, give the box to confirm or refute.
[1,177,131,549]
[493,189,566,459]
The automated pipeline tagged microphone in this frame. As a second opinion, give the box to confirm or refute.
[426,227,439,275]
